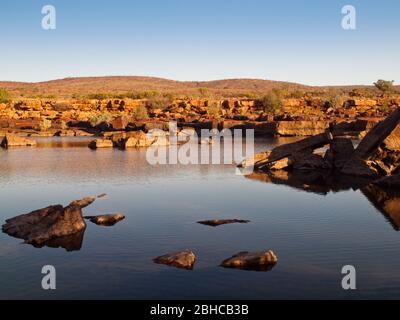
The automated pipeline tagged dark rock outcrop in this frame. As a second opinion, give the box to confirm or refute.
[2,197,96,247]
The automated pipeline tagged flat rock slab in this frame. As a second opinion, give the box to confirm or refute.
[153,250,196,270]
[1,135,36,148]
[220,250,278,271]
[197,219,250,227]
[88,139,113,149]
[2,197,96,247]
[85,213,125,226]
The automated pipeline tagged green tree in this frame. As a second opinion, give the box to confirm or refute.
[0,89,11,103]
[374,79,395,93]
[262,92,283,114]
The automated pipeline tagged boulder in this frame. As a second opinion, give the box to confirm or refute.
[327,137,355,169]
[123,131,155,148]
[289,152,331,171]
[255,131,332,169]
[383,125,400,151]
[153,250,196,270]
[197,219,250,227]
[240,151,270,168]
[85,213,125,226]
[220,250,278,271]
[276,120,329,136]
[1,134,37,148]
[88,139,113,149]
[341,156,380,178]
[349,108,400,160]
[2,197,96,247]
[109,116,129,131]
[373,174,400,189]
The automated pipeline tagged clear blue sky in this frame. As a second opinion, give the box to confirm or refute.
[0,0,398,85]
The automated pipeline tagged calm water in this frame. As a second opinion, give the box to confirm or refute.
[1,137,400,300]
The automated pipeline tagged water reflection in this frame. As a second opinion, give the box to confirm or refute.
[362,185,400,231]
[246,170,400,231]
[31,230,85,252]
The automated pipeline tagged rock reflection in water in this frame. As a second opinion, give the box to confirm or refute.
[246,170,400,231]
[362,185,400,231]
[31,230,85,252]
[246,170,372,195]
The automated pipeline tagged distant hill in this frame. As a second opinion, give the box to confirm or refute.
[0,76,310,98]
[0,76,397,99]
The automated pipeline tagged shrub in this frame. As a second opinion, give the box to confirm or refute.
[87,93,111,100]
[89,113,112,127]
[132,105,149,120]
[39,119,52,131]
[326,94,346,109]
[374,79,395,93]
[207,102,222,119]
[0,89,11,103]
[146,94,175,111]
[288,89,305,99]
[262,92,283,114]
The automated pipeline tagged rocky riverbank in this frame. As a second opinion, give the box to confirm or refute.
[0,93,399,140]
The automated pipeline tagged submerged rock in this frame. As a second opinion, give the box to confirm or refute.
[220,250,278,271]
[197,219,250,227]
[2,197,96,247]
[85,213,125,226]
[153,250,196,270]
[1,134,37,148]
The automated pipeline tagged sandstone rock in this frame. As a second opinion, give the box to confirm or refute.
[0,134,37,148]
[153,250,196,270]
[123,131,155,148]
[240,151,270,168]
[85,213,125,226]
[110,116,129,131]
[289,152,331,171]
[341,156,379,178]
[373,174,400,189]
[383,125,400,151]
[88,139,113,149]
[349,108,400,160]
[256,131,332,168]
[276,120,329,136]
[327,137,355,169]
[220,250,278,271]
[2,197,95,247]
[197,219,250,227]
[342,108,400,176]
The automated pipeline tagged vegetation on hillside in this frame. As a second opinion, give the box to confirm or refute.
[262,91,283,114]
[0,89,11,103]
[374,79,395,93]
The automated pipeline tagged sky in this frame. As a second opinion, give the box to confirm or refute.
[0,0,399,85]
